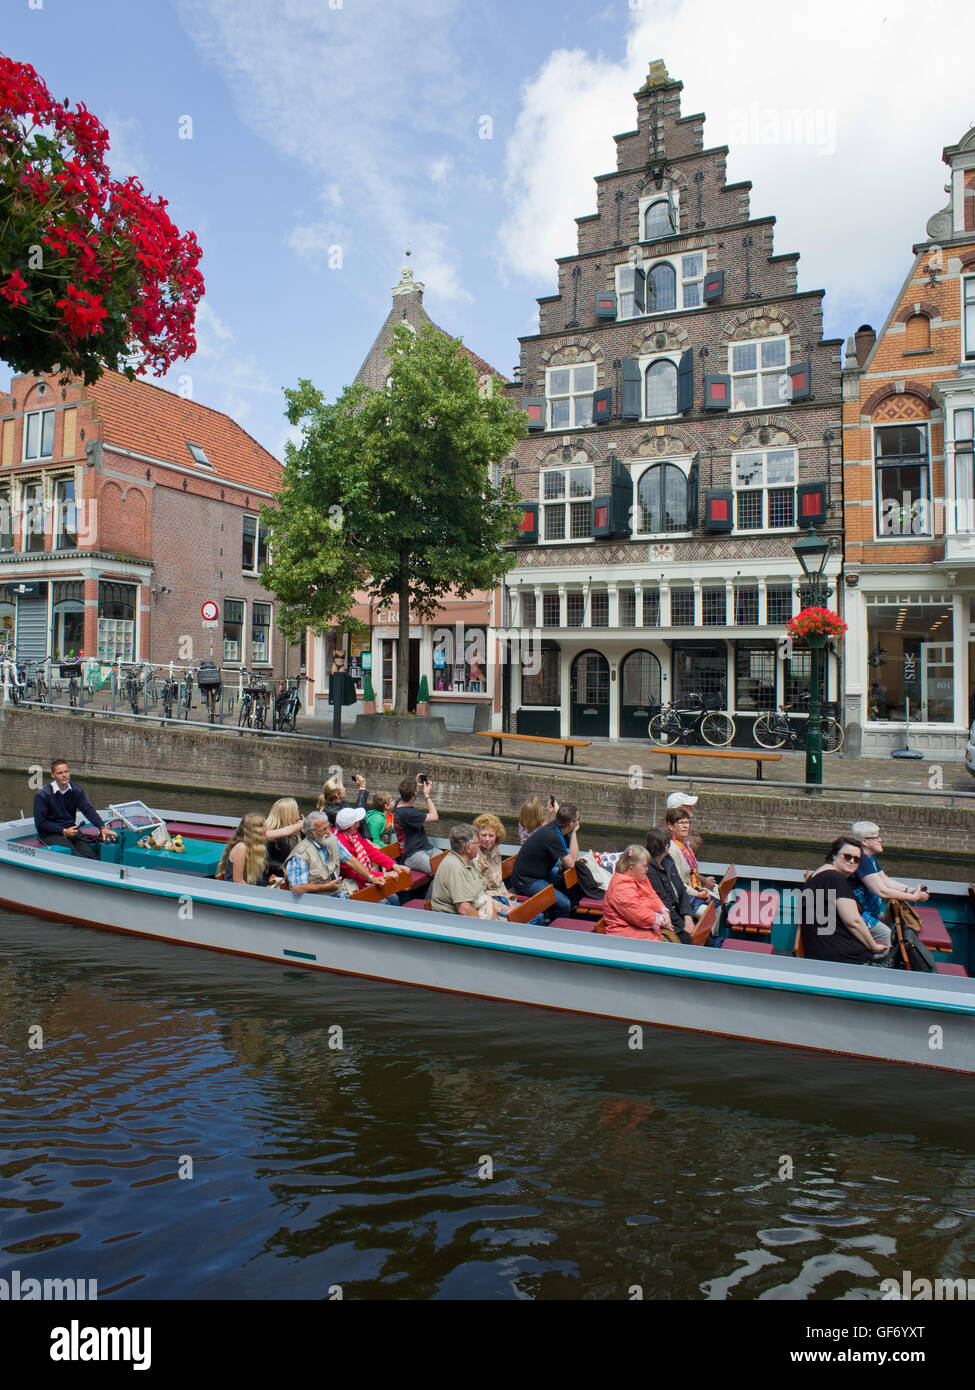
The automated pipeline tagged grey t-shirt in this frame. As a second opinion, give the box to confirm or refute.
[431,852,488,915]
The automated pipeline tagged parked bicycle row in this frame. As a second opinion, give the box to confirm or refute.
[646,690,845,753]
[0,648,304,732]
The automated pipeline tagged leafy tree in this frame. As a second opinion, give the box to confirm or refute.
[263,323,525,713]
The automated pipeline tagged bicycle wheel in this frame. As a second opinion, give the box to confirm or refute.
[701,713,735,747]
[648,712,682,746]
[752,715,787,750]
[820,718,845,754]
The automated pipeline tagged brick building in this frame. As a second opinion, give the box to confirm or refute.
[306,258,507,730]
[0,368,297,684]
[840,125,975,758]
[499,61,843,744]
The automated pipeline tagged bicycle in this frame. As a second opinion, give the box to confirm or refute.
[179,668,195,720]
[237,671,270,729]
[1,648,23,704]
[272,677,301,733]
[648,691,735,748]
[121,662,152,714]
[22,660,49,703]
[59,660,83,708]
[197,661,222,725]
[752,692,845,754]
[159,669,180,719]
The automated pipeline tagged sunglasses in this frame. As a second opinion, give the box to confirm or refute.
[839,852,861,863]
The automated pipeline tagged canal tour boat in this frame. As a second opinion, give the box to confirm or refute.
[0,803,972,1075]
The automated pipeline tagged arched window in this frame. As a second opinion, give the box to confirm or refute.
[643,198,676,240]
[637,463,688,533]
[904,313,930,352]
[646,262,677,312]
[645,360,677,417]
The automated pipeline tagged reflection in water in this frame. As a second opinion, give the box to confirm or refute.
[1,912,973,1300]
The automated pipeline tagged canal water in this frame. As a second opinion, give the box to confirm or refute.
[1,772,973,1300]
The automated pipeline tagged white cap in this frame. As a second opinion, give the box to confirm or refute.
[666,792,698,810]
[335,807,366,830]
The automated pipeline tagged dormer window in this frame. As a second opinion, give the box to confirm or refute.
[187,442,212,467]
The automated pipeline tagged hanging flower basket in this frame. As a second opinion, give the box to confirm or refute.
[787,607,848,641]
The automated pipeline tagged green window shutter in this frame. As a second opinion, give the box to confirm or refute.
[676,348,694,414]
[610,457,632,535]
[686,454,700,529]
[621,358,642,419]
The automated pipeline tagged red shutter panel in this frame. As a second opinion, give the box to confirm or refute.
[789,360,812,401]
[704,489,734,532]
[796,482,827,527]
[703,374,731,411]
[593,495,611,538]
[594,291,617,319]
[524,396,546,431]
[592,387,612,423]
[516,502,539,543]
[702,270,724,303]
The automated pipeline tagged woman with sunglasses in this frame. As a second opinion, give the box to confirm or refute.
[799,836,891,965]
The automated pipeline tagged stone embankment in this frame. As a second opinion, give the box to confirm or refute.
[1,706,971,858]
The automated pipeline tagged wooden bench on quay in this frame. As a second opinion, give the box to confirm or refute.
[475,731,592,765]
[646,745,783,781]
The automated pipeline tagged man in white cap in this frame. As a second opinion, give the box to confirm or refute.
[666,792,698,818]
[334,806,400,891]
[849,821,929,947]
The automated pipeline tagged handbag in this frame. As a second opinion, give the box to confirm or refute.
[889,902,936,973]
[578,850,611,891]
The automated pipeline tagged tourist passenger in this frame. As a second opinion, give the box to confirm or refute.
[798,836,890,965]
[849,821,929,947]
[285,811,373,897]
[666,808,716,914]
[217,813,279,886]
[33,758,118,859]
[665,791,697,819]
[430,824,497,918]
[644,827,695,942]
[509,803,579,919]
[334,807,399,889]
[518,795,556,844]
[602,846,673,939]
[364,791,396,846]
[317,772,368,826]
[393,775,439,875]
[264,798,304,876]
[472,813,514,916]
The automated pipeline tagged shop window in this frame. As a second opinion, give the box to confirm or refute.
[542,466,593,540]
[620,589,637,627]
[566,592,584,627]
[432,626,486,692]
[636,462,688,533]
[591,591,609,627]
[875,425,931,536]
[953,408,974,532]
[735,646,776,711]
[242,513,270,572]
[23,409,54,461]
[545,365,594,430]
[54,477,77,549]
[223,599,244,663]
[729,337,790,411]
[767,583,793,626]
[22,479,45,552]
[733,449,797,530]
[251,601,271,664]
[734,585,759,626]
[866,601,954,723]
[671,587,694,626]
[97,581,136,662]
[522,644,560,705]
[702,586,726,626]
[642,589,660,627]
[674,645,726,705]
[52,581,84,659]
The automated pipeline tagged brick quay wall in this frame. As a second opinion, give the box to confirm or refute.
[1,708,970,860]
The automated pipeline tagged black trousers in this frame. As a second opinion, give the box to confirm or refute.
[40,831,100,859]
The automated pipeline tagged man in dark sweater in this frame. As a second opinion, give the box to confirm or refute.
[33,759,117,858]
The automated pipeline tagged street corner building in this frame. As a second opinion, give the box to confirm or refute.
[841,124,975,758]
[499,60,844,746]
[0,368,302,688]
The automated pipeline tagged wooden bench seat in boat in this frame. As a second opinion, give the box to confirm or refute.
[912,905,952,953]
[475,731,592,765]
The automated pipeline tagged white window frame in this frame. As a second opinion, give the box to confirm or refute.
[545,364,595,430]
[732,448,799,533]
[23,409,55,461]
[223,597,245,664]
[540,465,594,543]
[632,456,693,538]
[242,512,270,574]
[951,406,975,533]
[615,255,706,320]
[20,476,45,552]
[965,276,975,360]
[872,422,932,540]
[52,475,77,549]
[251,599,272,666]
[638,191,679,243]
[728,335,792,412]
[641,353,681,419]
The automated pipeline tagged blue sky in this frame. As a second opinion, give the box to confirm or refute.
[4,0,973,459]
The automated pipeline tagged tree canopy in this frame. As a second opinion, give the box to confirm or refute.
[262,323,526,711]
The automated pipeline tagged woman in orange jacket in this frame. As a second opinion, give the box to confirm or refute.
[602,845,673,939]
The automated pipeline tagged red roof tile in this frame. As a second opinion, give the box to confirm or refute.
[85,371,281,495]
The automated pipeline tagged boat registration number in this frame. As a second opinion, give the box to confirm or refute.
[8,843,36,857]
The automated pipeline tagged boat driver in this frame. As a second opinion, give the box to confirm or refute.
[33,759,118,859]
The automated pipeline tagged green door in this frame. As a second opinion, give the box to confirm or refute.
[570,650,609,737]
[620,649,662,737]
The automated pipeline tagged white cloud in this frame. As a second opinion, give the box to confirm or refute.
[162,299,277,432]
[101,110,150,183]
[495,0,975,337]
[176,0,474,303]
[428,156,453,186]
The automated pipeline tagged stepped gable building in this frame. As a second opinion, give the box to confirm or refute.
[0,369,297,681]
[306,258,508,729]
[499,61,843,744]
[841,125,975,758]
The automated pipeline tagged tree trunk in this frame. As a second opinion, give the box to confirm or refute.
[394,549,410,714]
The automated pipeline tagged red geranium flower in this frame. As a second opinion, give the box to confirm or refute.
[1,269,28,306]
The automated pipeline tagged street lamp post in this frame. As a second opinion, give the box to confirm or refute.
[792,531,832,795]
